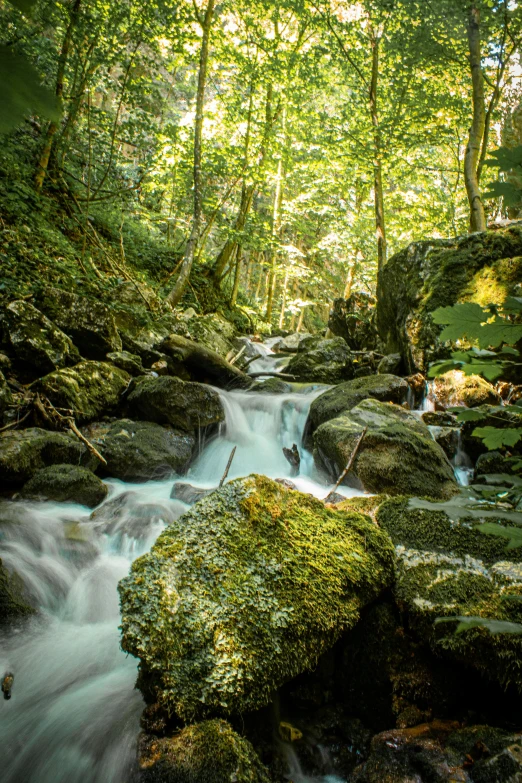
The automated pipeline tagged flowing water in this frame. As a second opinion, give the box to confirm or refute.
[0,346,366,783]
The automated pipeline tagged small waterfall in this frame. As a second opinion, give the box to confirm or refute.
[452,429,474,487]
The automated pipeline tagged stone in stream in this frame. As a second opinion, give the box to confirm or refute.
[127,375,225,431]
[248,377,292,394]
[119,475,395,721]
[0,557,35,622]
[170,482,214,505]
[35,360,130,424]
[137,720,271,783]
[313,398,458,499]
[0,300,81,375]
[91,493,177,539]
[285,336,354,384]
[433,370,501,408]
[19,464,108,508]
[82,419,195,482]
[279,332,311,352]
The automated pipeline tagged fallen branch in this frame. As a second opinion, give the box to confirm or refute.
[325,426,368,503]
[248,372,296,380]
[228,345,246,366]
[219,446,236,488]
[66,418,107,466]
[0,410,31,433]
[33,393,107,466]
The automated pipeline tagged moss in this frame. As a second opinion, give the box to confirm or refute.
[433,371,501,408]
[335,494,389,523]
[126,376,224,432]
[0,558,35,622]
[119,475,395,721]
[286,337,354,384]
[19,464,108,507]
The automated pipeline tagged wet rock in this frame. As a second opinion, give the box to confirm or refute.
[279,332,312,352]
[474,451,517,478]
[137,720,271,783]
[0,557,35,621]
[0,370,12,423]
[422,411,458,427]
[328,294,378,351]
[106,350,144,376]
[0,300,80,374]
[82,420,195,481]
[313,399,458,499]
[36,287,122,359]
[91,495,176,539]
[377,353,403,375]
[434,371,501,408]
[248,378,292,394]
[119,475,395,720]
[286,337,354,384]
[0,427,96,487]
[170,482,213,505]
[36,361,130,424]
[161,334,250,389]
[150,359,169,376]
[405,373,426,407]
[127,376,224,432]
[19,464,108,508]
[428,425,460,459]
[307,374,409,436]
[376,224,522,373]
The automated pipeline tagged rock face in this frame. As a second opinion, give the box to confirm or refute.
[0,427,96,487]
[328,294,377,351]
[286,337,354,384]
[119,475,394,720]
[20,464,108,507]
[306,374,409,437]
[36,287,122,359]
[137,720,271,783]
[0,370,12,423]
[82,420,195,481]
[377,497,522,691]
[36,361,130,424]
[376,224,522,372]
[313,399,458,499]
[127,376,224,432]
[433,371,501,408]
[0,300,80,374]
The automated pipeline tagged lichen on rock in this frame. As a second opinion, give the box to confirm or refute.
[119,475,395,721]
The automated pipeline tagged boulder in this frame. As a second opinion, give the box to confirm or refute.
[0,370,12,423]
[313,399,458,499]
[137,720,271,783]
[433,371,501,408]
[170,482,213,504]
[328,294,378,351]
[82,420,195,481]
[127,376,224,432]
[0,427,96,487]
[279,332,311,352]
[161,334,250,389]
[0,558,35,622]
[36,361,130,424]
[426,425,459,459]
[474,450,517,478]
[36,287,122,359]
[119,475,395,720]
[376,224,522,373]
[306,374,409,436]
[106,350,144,376]
[286,337,354,384]
[248,378,292,394]
[377,497,522,690]
[91,493,177,540]
[0,300,80,374]
[20,464,107,508]
[377,353,402,375]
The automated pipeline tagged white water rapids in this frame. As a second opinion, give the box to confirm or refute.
[0,349,364,783]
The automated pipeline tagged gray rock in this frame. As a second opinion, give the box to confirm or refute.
[127,376,224,432]
[20,464,108,508]
[91,493,176,539]
[280,332,311,352]
[286,337,354,384]
[106,350,144,376]
[377,353,402,375]
[170,482,214,505]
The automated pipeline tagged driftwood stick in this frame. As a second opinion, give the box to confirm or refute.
[229,345,246,366]
[283,444,300,476]
[0,410,31,433]
[325,426,368,503]
[219,446,237,487]
[248,372,296,380]
[66,418,107,466]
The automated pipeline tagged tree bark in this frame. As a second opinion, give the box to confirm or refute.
[278,269,289,329]
[464,3,487,232]
[35,0,82,192]
[369,26,387,272]
[230,246,242,307]
[166,0,215,307]
[266,104,287,323]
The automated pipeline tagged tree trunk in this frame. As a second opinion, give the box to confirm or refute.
[278,269,289,329]
[343,256,358,299]
[464,3,487,233]
[266,104,287,323]
[230,246,242,307]
[369,26,387,271]
[166,0,215,307]
[35,0,82,192]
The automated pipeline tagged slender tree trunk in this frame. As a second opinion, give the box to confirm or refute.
[35,0,82,192]
[343,256,358,299]
[464,3,487,232]
[166,0,215,307]
[369,26,386,271]
[230,246,242,307]
[244,253,252,295]
[266,104,287,322]
[297,295,307,333]
[278,269,289,329]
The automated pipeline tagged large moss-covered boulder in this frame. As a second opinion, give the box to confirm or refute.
[119,475,395,720]
[127,376,224,432]
[0,370,12,423]
[0,300,80,374]
[433,371,501,408]
[0,558,35,622]
[306,374,409,436]
[313,399,458,499]
[82,419,195,481]
[286,337,354,384]
[36,287,122,359]
[377,224,522,373]
[36,361,130,424]
[20,464,107,507]
[137,720,271,783]
[377,497,522,691]
[0,427,96,487]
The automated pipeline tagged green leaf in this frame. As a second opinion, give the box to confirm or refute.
[472,427,522,450]
[483,145,522,172]
[435,616,522,635]
[8,0,36,12]
[502,297,522,315]
[477,522,522,550]
[454,409,488,422]
[483,181,522,207]
[432,302,486,342]
[461,361,504,380]
[0,46,61,135]
[428,360,463,378]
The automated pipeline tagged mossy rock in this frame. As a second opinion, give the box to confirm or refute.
[137,720,271,783]
[106,350,144,376]
[1,300,80,374]
[127,376,224,432]
[248,378,293,394]
[286,337,354,384]
[433,371,501,408]
[0,557,35,622]
[313,399,458,500]
[36,361,130,424]
[119,475,395,720]
[0,370,12,423]
[20,464,107,507]
[306,374,409,437]
[82,419,195,481]
[0,427,96,487]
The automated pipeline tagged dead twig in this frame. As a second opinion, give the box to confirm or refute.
[66,418,107,466]
[219,446,237,488]
[325,426,368,504]
[0,410,31,433]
